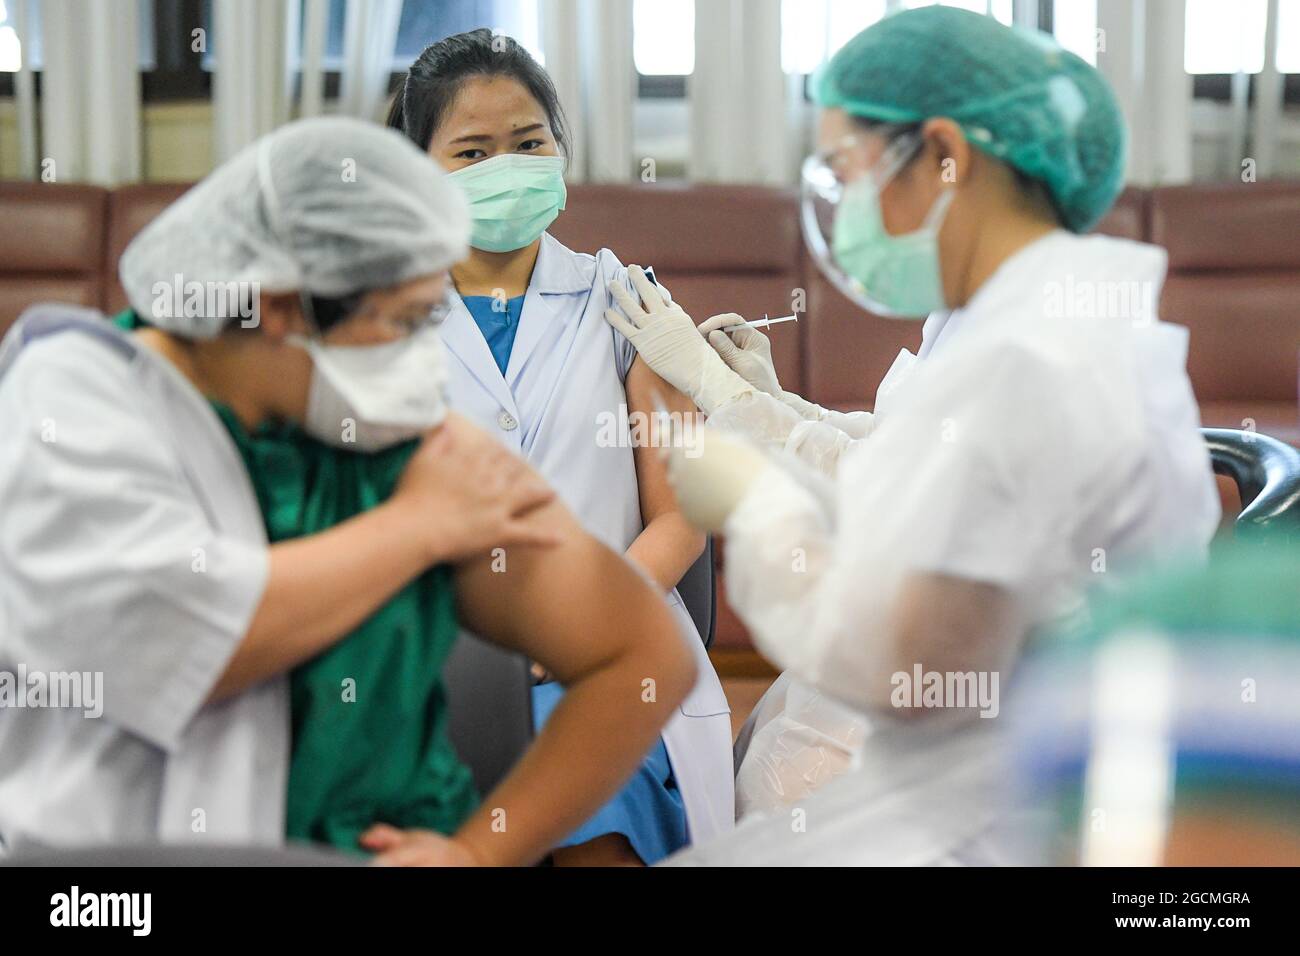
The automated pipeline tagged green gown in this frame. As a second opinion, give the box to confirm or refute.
[115,311,478,851]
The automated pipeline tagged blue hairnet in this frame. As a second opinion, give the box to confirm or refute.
[813,6,1126,233]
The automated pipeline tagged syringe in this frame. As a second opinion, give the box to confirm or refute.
[740,313,799,330]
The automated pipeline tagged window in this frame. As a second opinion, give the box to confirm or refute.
[1277,0,1300,72]
[0,0,21,72]
[781,0,886,75]
[394,0,540,64]
[205,0,541,74]
[0,0,156,73]
[901,0,1013,25]
[1183,0,1300,106]
[781,0,1016,76]
[1053,0,1098,66]
[633,0,694,76]
[1184,0,1268,74]
[325,0,543,70]
[0,0,540,97]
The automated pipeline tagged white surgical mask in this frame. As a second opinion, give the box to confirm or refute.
[290,326,450,452]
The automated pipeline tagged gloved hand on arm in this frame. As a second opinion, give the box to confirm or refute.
[604,267,871,478]
[604,266,754,415]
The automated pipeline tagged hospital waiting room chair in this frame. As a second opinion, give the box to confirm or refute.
[1204,428,1300,539]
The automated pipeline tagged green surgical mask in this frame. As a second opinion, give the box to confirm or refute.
[831,173,955,318]
[446,153,567,253]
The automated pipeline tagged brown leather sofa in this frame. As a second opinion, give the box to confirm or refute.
[1152,181,1300,444]
[0,183,108,323]
[4,179,1290,420]
[3,177,1298,654]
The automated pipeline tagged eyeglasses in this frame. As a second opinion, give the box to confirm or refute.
[311,294,454,346]
[359,297,453,340]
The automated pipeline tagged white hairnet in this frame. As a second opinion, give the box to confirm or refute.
[119,116,470,338]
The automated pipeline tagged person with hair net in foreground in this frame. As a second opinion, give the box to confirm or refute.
[0,117,695,865]
[604,7,1221,862]
[1012,542,1300,867]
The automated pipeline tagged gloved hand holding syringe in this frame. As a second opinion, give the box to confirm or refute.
[694,310,792,397]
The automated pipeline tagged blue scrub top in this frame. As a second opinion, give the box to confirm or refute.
[461,294,526,375]
[532,680,687,863]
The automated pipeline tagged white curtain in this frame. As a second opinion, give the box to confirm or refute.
[298,0,330,118]
[1250,0,1285,178]
[211,0,293,163]
[37,0,142,184]
[1096,0,1192,185]
[337,0,404,121]
[541,0,586,178]
[9,0,38,179]
[690,0,787,184]
[579,0,635,182]
[539,0,634,183]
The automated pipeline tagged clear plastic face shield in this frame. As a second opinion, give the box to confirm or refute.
[800,125,954,318]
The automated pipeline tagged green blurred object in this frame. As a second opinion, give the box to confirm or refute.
[812,6,1126,233]
[114,310,477,852]
[1082,540,1300,644]
[1015,540,1300,864]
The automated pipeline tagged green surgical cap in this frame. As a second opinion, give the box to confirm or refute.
[812,6,1126,233]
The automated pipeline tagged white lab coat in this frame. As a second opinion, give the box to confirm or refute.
[677,230,1221,863]
[0,306,284,852]
[442,233,735,845]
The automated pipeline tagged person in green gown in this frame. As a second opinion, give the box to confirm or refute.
[0,116,695,863]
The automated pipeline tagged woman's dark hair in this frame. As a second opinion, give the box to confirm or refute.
[387,28,569,158]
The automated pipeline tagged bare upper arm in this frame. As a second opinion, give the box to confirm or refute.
[626,355,702,527]
[451,494,686,687]
[890,572,1024,684]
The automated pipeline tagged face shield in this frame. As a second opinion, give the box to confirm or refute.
[800,125,954,318]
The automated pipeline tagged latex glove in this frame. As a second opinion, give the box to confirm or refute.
[697,313,783,397]
[662,420,772,533]
[696,313,875,444]
[605,266,754,415]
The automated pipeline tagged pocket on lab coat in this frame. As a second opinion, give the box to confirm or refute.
[666,594,731,718]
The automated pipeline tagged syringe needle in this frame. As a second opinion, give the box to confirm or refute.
[741,314,800,330]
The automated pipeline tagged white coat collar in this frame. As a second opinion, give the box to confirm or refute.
[529,232,595,294]
[919,230,1169,359]
[441,232,592,409]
